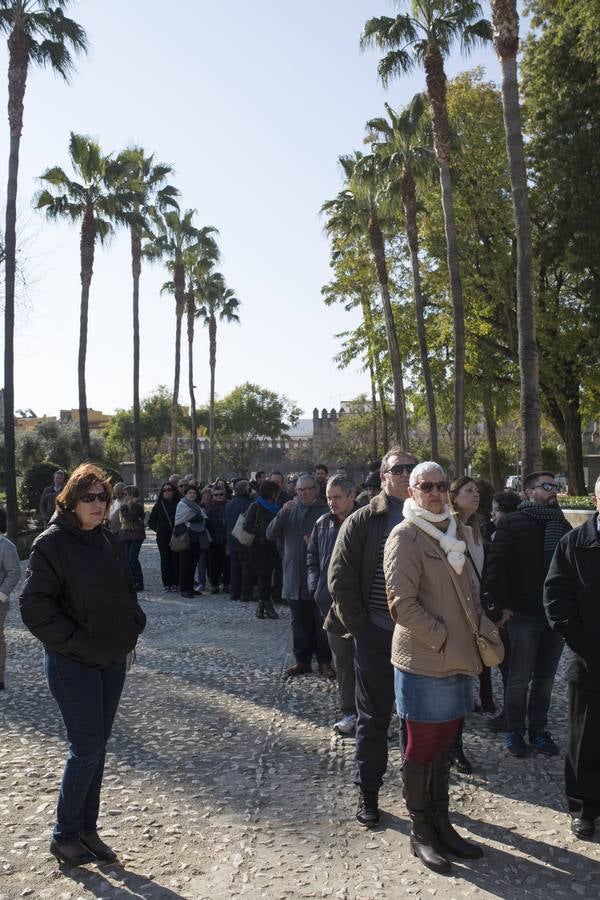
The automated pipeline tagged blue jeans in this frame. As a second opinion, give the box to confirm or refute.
[45,650,126,843]
[124,538,144,589]
[505,613,564,737]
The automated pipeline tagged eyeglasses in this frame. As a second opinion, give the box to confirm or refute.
[534,482,559,492]
[415,481,448,494]
[80,492,109,504]
[386,464,416,476]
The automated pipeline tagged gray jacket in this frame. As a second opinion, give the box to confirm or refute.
[266,498,328,601]
[0,535,21,605]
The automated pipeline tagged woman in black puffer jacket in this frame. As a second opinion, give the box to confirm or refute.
[148,482,179,591]
[20,464,146,868]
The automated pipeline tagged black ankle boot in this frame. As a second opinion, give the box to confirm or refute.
[255,601,265,619]
[403,760,451,874]
[356,787,380,827]
[264,599,279,619]
[430,751,483,859]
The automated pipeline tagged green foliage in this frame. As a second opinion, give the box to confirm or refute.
[18,461,63,512]
[151,450,192,482]
[104,387,173,466]
[470,443,513,483]
[558,494,595,510]
[15,431,46,471]
[14,421,105,474]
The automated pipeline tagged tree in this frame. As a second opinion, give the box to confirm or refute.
[36,132,132,458]
[361,0,492,473]
[196,271,241,481]
[103,386,172,467]
[116,146,178,492]
[366,93,439,457]
[321,152,409,447]
[1,0,87,539]
[490,0,541,477]
[211,383,300,477]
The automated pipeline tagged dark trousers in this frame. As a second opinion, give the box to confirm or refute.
[354,621,395,791]
[328,631,356,714]
[272,555,283,601]
[45,650,126,842]
[288,593,331,665]
[506,613,564,736]
[208,543,229,589]
[157,535,178,588]
[229,546,253,599]
[252,543,280,603]
[566,682,600,820]
[179,542,201,593]
[123,538,144,589]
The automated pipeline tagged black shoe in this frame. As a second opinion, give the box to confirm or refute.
[529,731,560,756]
[403,760,450,873]
[488,712,508,733]
[356,788,380,827]
[571,818,595,839]
[452,748,472,775]
[211,588,220,595]
[255,603,265,619]
[180,591,194,599]
[430,753,483,859]
[0,682,4,690]
[264,600,279,619]
[241,595,253,602]
[50,839,95,867]
[80,830,118,862]
[230,594,241,601]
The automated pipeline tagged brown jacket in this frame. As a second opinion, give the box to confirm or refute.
[384,520,482,678]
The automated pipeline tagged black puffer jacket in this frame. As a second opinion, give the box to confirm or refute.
[544,513,600,690]
[20,512,146,666]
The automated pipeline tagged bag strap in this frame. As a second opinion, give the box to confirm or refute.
[465,548,482,584]
[161,500,174,528]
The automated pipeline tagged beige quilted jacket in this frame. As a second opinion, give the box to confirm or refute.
[384,520,482,678]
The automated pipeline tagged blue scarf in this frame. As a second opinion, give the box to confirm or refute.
[257,496,280,514]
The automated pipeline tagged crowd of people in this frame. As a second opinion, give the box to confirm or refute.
[0,451,598,873]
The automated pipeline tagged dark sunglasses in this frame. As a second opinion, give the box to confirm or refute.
[387,463,416,476]
[80,491,109,504]
[163,487,174,492]
[415,481,448,494]
[535,482,559,492]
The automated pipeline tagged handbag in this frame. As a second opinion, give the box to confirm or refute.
[448,550,505,667]
[232,512,255,546]
[170,524,190,553]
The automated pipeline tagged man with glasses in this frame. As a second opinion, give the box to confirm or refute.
[266,474,331,677]
[326,446,417,826]
[486,471,571,758]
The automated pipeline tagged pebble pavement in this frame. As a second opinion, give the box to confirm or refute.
[1,536,600,899]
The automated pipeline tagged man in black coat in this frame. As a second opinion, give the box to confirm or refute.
[544,476,600,839]
[485,471,571,759]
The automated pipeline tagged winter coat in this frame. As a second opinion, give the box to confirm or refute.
[266,497,328,601]
[0,535,21,606]
[544,513,600,691]
[205,503,227,545]
[118,501,146,542]
[225,495,252,551]
[307,507,358,619]
[485,509,570,616]
[384,521,482,678]
[148,498,177,544]
[325,491,391,637]
[19,512,146,666]
[244,501,277,545]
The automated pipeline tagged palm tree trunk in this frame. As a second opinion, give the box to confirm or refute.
[208,317,217,482]
[369,363,378,460]
[367,209,409,448]
[187,291,199,481]
[492,1,541,477]
[131,227,143,493]
[3,30,29,540]
[360,294,379,459]
[425,44,465,475]
[78,206,95,459]
[171,259,185,471]
[403,162,438,458]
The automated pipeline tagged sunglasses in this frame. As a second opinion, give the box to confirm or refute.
[163,487,174,492]
[535,482,559,492]
[415,481,448,494]
[80,491,109,504]
[387,464,416,476]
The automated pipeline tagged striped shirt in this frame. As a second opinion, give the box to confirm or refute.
[368,495,405,631]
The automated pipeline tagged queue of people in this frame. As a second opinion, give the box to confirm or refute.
[5,455,599,872]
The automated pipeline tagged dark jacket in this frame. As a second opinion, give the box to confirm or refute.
[325,490,391,636]
[148,498,177,543]
[225,495,252,551]
[206,503,227,545]
[19,512,146,666]
[244,500,277,545]
[307,507,358,619]
[484,508,570,616]
[118,500,146,542]
[544,513,600,690]
[266,497,328,601]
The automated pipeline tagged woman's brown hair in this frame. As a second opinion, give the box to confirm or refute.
[449,475,481,544]
[56,463,113,515]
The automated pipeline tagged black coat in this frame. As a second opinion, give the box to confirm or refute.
[20,512,146,666]
[485,509,570,616]
[148,498,177,543]
[243,500,277,545]
[544,513,600,690]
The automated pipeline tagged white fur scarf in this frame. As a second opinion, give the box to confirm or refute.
[402,497,466,574]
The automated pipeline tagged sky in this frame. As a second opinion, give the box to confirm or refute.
[0,0,508,419]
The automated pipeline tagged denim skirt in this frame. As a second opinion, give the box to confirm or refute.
[394,668,473,723]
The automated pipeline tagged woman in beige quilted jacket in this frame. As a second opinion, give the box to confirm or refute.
[383,462,484,875]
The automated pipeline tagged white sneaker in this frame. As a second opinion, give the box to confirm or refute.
[333,713,357,735]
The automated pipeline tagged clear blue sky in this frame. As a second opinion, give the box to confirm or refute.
[1,0,506,418]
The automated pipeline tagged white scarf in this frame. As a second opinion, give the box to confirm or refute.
[402,497,466,574]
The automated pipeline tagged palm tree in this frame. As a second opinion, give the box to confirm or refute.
[195,272,241,482]
[366,94,439,457]
[322,152,410,448]
[36,132,132,458]
[148,212,218,469]
[117,146,178,492]
[490,0,541,476]
[361,0,492,474]
[0,0,87,539]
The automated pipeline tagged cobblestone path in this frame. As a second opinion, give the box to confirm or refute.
[1,536,600,899]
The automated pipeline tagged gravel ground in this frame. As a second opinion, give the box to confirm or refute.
[1,535,600,899]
